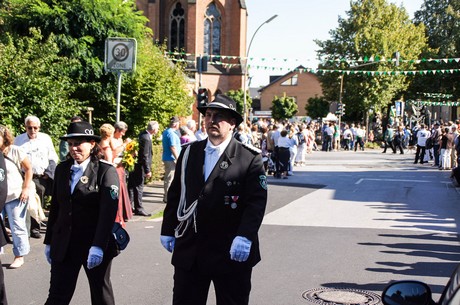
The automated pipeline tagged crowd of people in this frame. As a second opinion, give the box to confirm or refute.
[412,120,460,171]
[1,106,460,304]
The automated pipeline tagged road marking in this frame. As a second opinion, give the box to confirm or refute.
[355,178,431,184]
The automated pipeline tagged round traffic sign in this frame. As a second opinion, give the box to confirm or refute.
[112,43,129,62]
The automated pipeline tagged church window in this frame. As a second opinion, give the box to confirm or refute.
[203,2,221,58]
[170,2,185,51]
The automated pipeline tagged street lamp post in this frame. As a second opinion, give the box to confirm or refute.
[243,14,278,125]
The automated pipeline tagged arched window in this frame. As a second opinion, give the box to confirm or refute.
[203,2,221,57]
[170,2,185,51]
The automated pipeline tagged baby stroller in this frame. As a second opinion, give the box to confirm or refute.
[264,152,276,176]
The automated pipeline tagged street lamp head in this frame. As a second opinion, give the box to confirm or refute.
[265,14,278,24]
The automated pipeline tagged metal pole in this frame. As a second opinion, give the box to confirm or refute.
[116,71,122,122]
[338,74,344,129]
[243,14,278,125]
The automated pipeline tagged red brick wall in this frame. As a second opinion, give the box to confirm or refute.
[259,72,323,117]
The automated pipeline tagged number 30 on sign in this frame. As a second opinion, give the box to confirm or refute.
[105,38,137,72]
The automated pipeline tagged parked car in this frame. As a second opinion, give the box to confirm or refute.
[382,264,460,305]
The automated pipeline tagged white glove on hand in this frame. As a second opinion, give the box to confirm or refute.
[87,246,104,269]
[229,236,252,262]
[160,235,175,253]
[44,244,52,264]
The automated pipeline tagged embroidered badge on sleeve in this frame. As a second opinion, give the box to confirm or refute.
[259,175,267,190]
[110,185,119,200]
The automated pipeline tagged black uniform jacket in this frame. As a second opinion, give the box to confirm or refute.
[44,158,119,263]
[131,130,152,184]
[0,155,9,247]
[161,138,268,274]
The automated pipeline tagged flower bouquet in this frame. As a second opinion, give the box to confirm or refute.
[122,140,139,172]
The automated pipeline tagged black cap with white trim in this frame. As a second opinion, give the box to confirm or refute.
[197,94,243,126]
[60,121,101,141]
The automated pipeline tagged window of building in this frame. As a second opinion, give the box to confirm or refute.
[281,75,298,86]
[170,2,185,51]
[203,2,221,58]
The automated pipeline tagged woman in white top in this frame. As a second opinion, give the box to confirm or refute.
[0,125,34,269]
[277,130,291,179]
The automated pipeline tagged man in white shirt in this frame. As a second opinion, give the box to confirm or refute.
[14,115,58,238]
[195,120,208,141]
[414,123,431,164]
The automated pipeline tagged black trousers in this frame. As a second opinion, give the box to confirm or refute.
[173,265,252,305]
[128,167,145,212]
[382,140,395,153]
[414,145,426,163]
[45,255,114,305]
[0,258,7,305]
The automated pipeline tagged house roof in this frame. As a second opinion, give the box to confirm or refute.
[257,65,307,93]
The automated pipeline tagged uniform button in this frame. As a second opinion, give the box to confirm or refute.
[68,212,72,216]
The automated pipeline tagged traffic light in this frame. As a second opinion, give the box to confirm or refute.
[336,103,346,116]
[197,88,208,107]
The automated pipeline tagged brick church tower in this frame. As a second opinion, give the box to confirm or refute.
[136,0,247,109]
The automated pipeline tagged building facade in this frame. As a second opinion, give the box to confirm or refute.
[258,67,324,117]
[136,0,247,118]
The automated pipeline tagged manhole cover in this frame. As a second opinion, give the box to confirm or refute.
[302,288,382,305]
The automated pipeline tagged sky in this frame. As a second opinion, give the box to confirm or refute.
[245,0,425,88]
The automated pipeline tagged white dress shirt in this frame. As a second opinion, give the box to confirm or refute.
[203,136,231,181]
[70,158,90,193]
[14,132,58,179]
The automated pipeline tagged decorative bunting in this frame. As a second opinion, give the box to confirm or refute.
[406,99,460,106]
[164,51,460,76]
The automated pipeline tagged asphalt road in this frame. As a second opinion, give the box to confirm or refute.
[3,148,460,304]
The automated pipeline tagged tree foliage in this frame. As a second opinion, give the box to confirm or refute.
[0,0,193,139]
[315,0,428,122]
[0,30,81,136]
[225,89,252,116]
[270,96,298,121]
[410,0,460,99]
[305,96,329,119]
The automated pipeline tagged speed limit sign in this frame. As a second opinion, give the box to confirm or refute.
[105,38,137,72]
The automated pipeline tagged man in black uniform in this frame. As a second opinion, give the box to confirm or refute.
[128,120,159,216]
[160,94,268,305]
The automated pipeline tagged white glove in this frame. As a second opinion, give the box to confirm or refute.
[160,235,175,253]
[44,244,52,264]
[87,246,104,269]
[229,236,252,262]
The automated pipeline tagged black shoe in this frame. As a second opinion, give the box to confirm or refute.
[30,231,41,239]
[414,162,418,164]
[135,210,151,217]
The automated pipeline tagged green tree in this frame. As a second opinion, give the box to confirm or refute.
[410,0,460,100]
[122,41,193,135]
[0,0,192,138]
[270,96,298,121]
[315,0,428,122]
[225,89,252,116]
[305,96,329,119]
[0,30,81,136]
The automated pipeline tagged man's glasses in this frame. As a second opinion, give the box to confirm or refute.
[27,126,39,130]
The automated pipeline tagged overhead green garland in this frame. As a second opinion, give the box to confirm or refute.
[406,99,460,106]
[166,55,460,76]
[165,51,460,66]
